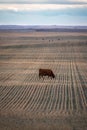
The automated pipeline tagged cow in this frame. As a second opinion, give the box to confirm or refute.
[39,69,55,79]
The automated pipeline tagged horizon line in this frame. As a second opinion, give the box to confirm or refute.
[0,24,87,26]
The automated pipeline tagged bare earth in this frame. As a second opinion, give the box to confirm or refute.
[0,31,87,130]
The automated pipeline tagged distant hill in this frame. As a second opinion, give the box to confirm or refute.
[0,25,87,32]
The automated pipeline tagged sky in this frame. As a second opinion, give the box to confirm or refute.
[0,0,87,25]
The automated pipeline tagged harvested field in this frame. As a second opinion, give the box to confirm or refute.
[0,31,87,130]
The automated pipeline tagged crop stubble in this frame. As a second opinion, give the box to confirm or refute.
[0,32,87,129]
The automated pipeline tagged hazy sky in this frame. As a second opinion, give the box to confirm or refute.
[0,0,87,25]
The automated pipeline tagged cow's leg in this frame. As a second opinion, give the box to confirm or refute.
[39,74,41,79]
[42,76,44,80]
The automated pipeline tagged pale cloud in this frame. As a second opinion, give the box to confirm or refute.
[0,4,87,11]
[0,0,87,4]
[68,0,87,2]
[0,1,87,25]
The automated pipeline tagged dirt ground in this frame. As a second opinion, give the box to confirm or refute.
[0,31,87,130]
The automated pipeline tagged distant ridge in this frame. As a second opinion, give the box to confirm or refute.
[0,25,87,32]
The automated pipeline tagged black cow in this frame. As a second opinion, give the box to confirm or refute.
[39,69,55,79]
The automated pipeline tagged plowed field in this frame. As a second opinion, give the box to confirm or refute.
[0,31,87,130]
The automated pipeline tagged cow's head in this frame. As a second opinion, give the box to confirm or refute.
[52,74,55,78]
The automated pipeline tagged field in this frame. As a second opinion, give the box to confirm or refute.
[0,31,87,130]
